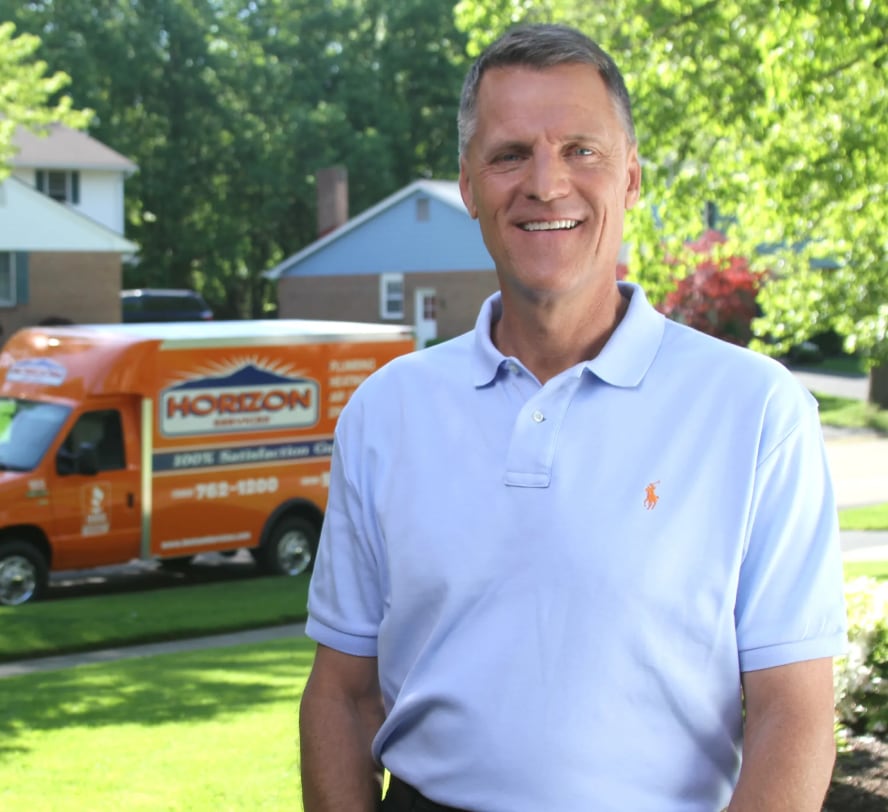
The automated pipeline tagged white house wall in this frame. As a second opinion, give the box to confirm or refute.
[0,177,136,252]
[10,168,126,235]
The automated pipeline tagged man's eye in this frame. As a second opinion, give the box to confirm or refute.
[573,146,595,157]
[494,152,522,163]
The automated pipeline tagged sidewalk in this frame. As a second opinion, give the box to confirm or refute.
[822,429,888,560]
[0,623,306,679]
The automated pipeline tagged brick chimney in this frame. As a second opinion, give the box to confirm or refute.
[316,165,348,237]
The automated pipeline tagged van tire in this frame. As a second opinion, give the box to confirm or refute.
[253,516,318,576]
[0,541,49,606]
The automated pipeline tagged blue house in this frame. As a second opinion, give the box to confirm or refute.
[264,179,496,347]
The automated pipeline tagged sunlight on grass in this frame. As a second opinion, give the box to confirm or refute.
[839,503,888,531]
[0,575,309,662]
[815,392,888,434]
[0,637,315,811]
[844,559,888,581]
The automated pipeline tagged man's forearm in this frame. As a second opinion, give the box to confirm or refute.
[728,715,834,810]
[729,661,837,811]
[300,692,384,812]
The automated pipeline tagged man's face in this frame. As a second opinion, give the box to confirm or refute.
[459,62,641,303]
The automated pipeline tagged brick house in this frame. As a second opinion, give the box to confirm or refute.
[0,124,137,343]
[265,177,498,348]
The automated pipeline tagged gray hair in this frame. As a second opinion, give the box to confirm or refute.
[458,23,636,156]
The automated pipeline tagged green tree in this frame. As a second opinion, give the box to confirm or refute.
[3,0,468,319]
[454,0,888,404]
[0,21,90,180]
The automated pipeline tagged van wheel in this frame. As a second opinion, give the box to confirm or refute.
[0,541,48,606]
[253,516,318,576]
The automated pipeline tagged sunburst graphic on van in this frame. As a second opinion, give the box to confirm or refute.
[160,358,320,437]
[166,355,308,386]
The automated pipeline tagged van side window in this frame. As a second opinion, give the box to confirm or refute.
[57,410,126,474]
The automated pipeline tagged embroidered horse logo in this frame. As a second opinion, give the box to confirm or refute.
[644,481,660,510]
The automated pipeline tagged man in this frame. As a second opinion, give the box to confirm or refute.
[300,23,847,812]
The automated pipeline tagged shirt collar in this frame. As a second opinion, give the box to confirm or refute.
[471,282,664,389]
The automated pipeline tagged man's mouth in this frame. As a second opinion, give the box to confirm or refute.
[519,219,581,232]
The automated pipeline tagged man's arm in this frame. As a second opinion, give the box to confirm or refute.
[300,643,386,812]
[728,657,836,811]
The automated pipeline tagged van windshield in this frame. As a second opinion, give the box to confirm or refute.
[0,398,71,471]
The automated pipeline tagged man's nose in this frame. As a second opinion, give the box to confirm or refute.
[523,151,570,202]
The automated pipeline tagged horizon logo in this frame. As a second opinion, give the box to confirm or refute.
[161,362,319,436]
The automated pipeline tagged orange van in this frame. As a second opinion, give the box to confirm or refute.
[0,319,413,605]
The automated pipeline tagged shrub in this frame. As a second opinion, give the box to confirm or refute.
[659,255,766,346]
[834,577,888,739]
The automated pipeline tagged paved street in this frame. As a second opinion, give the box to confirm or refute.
[825,435,888,510]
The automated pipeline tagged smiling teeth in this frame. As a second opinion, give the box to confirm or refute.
[521,220,579,231]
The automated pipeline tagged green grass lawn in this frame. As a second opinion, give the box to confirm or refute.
[0,575,309,662]
[0,637,313,811]
[839,502,888,531]
[843,559,888,581]
[815,391,888,434]
[0,557,884,809]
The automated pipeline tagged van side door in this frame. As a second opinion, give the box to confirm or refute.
[47,398,142,570]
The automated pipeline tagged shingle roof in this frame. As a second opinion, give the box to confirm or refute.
[10,123,137,173]
[263,179,468,280]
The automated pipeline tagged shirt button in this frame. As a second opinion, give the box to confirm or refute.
[532,410,545,423]
[508,362,520,374]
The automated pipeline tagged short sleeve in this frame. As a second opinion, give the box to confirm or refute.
[736,393,847,671]
[305,412,384,657]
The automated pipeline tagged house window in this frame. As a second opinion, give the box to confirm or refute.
[0,253,14,306]
[422,294,436,320]
[36,170,80,204]
[380,272,404,319]
[416,197,430,222]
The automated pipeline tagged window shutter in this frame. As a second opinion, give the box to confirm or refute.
[15,253,29,304]
[71,171,80,204]
[35,171,45,192]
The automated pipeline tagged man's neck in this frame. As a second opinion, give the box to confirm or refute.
[493,285,629,384]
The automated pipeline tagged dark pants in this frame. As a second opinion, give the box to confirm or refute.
[381,776,472,812]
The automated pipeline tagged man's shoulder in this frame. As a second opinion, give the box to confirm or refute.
[659,319,818,443]
[662,318,795,383]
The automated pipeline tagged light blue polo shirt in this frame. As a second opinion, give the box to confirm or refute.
[306,283,847,812]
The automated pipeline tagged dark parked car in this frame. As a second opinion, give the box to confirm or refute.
[121,289,213,323]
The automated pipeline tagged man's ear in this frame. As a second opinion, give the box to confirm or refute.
[625,145,642,210]
[459,158,478,219]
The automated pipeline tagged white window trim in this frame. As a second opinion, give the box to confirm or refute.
[380,272,404,320]
[0,252,15,307]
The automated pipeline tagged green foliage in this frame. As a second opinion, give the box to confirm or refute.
[0,22,91,180]
[0,0,468,318]
[454,0,888,368]
[834,577,888,738]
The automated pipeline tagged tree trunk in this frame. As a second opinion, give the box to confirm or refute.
[869,363,888,409]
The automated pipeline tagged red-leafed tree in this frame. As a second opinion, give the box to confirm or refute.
[660,257,764,347]
[658,231,767,346]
